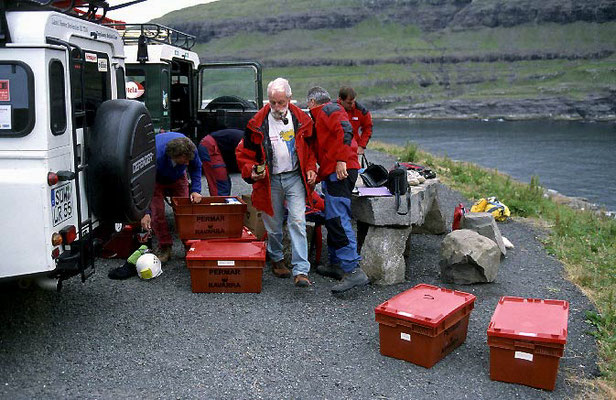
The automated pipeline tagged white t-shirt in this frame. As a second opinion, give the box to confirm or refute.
[268,112,298,175]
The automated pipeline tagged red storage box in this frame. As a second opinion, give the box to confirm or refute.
[172,196,247,240]
[185,226,257,249]
[185,240,266,293]
[374,284,476,368]
[487,296,569,391]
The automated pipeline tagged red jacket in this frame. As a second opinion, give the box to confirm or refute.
[310,102,360,181]
[235,103,316,216]
[337,99,373,149]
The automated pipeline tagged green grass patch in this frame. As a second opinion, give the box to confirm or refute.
[370,140,616,389]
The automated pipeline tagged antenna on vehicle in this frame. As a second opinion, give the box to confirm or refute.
[137,33,148,62]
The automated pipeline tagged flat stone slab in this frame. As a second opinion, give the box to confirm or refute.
[351,179,444,231]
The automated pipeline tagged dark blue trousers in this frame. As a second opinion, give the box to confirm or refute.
[322,169,361,272]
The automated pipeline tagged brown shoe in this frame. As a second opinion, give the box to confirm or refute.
[294,274,311,287]
[155,245,172,263]
[272,259,291,278]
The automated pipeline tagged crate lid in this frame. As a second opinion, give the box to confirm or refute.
[186,240,266,261]
[487,296,569,344]
[374,284,476,328]
[184,227,257,247]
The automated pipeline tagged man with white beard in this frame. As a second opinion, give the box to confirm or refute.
[236,78,317,287]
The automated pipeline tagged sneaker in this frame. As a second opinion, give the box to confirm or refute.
[272,259,291,278]
[155,245,172,263]
[294,274,311,287]
[108,262,137,280]
[331,268,370,294]
[315,263,344,280]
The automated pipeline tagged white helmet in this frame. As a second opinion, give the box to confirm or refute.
[135,253,163,280]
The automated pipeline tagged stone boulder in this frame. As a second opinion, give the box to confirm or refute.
[360,225,412,285]
[460,212,506,256]
[440,229,501,284]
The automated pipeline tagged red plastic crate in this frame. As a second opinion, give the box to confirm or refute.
[185,240,266,293]
[172,196,247,240]
[185,226,257,249]
[374,284,476,368]
[487,296,569,391]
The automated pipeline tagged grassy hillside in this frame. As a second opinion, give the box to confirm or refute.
[155,0,616,116]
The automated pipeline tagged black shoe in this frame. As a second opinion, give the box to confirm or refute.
[108,262,137,280]
[315,263,344,280]
[331,268,370,294]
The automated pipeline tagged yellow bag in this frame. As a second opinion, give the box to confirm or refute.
[470,197,511,222]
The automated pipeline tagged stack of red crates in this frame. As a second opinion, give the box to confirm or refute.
[173,196,266,293]
[487,296,569,391]
[374,284,476,368]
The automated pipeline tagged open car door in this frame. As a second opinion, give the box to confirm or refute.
[197,61,263,138]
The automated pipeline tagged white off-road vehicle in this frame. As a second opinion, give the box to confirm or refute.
[107,22,263,143]
[0,0,156,289]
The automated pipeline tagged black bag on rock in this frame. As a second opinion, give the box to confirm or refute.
[359,154,388,187]
[387,162,411,215]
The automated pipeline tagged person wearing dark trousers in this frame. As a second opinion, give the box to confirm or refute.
[141,132,202,263]
[210,128,244,174]
[337,86,373,157]
[198,134,231,196]
[306,86,369,294]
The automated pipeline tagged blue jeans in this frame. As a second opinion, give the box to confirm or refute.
[262,170,310,276]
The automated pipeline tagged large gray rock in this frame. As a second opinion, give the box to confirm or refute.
[411,194,448,234]
[351,179,441,228]
[440,229,501,284]
[460,212,507,256]
[360,225,412,285]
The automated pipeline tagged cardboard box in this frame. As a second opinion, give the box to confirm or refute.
[487,296,569,391]
[172,196,246,240]
[375,284,476,368]
[185,240,266,293]
[242,194,266,240]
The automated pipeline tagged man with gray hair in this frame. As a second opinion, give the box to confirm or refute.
[306,86,369,294]
[236,78,317,287]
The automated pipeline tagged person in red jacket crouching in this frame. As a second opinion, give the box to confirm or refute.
[235,78,317,288]
[306,86,369,294]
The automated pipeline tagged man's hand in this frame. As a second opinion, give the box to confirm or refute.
[306,170,317,187]
[336,161,348,180]
[141,214,151,230]
[251,165,266,181]
[357,146,365,155]
[190,192,202,203]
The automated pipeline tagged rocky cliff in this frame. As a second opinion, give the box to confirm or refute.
[165,0,616,43]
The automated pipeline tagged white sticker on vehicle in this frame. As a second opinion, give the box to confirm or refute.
[98,58,108,72]
[514,351,534,362]
[51,183,73,226]
[218,260,235,266]
[84,52,97,63]
[400,332,411,342]
[0,105,11,129]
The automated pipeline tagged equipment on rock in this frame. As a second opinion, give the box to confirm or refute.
[387,162,411,215]
[359,154,388,187]
[470,197,511,222]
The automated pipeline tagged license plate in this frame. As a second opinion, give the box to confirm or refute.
[51,183,73,226]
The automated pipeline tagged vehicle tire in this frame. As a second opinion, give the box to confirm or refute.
[204,95,255,111]
[88,100,156,223]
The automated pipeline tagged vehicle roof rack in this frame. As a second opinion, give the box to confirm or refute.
[1,0,145,45]
[106,23,196,51]
[1,0,146,22]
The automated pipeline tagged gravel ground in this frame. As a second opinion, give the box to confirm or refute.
[0,149,599,399]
